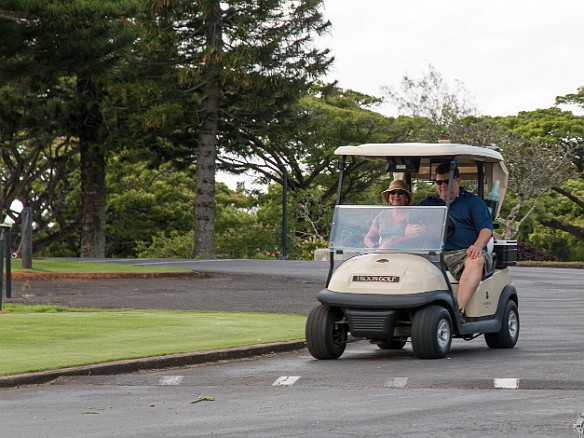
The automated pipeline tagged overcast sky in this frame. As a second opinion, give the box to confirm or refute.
[220,1,583,188]
[319,0,584,117]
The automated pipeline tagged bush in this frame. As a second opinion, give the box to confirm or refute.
[135,231,194,258]
[517,242,561,262]
[296,237,328,260]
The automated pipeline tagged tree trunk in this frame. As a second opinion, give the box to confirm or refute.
[194,2,222,259]
[80,141,106,257]
[78,75,106,258]
[498,200,538,240]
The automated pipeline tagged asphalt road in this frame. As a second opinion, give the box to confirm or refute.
[6,259,330,314]
[2,262,584,437]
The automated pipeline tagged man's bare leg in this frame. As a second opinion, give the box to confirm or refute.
[457,256,484,312]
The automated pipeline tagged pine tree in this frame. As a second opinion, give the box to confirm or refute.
[0,0,141,257]
[147,0,332,258]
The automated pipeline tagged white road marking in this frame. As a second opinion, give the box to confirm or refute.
[159,376,184,386]
[272,376,301,387]
[384,377,409,388]
[494,378,520,389]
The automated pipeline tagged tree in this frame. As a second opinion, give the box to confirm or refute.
[531,179,584,260]
[443,112,581,242]
[218,84,400,199]
[381,63,478,138]
[555,86,584,111]
[106,156,195,257]
[555,87,584,174]
[0,0,142,257]
[495,108,583,241]
[219,83,435,199]
[217,84,433,245]
[148,0,333,258]
[0,85,81,255]
[497,138,579,239]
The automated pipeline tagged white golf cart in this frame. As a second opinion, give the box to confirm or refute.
[306,143,519,360]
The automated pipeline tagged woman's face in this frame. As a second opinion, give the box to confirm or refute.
[388,190,409,206]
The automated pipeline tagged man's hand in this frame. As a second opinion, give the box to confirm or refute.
[405,222,426,237]
[466,244,483,259]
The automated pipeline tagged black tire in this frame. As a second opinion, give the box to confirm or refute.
[485,300,519,349]
[305,305,347,360]
[377,337,408,350]
[411,305,452,359]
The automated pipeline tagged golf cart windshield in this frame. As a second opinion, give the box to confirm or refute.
[329,206,448,253]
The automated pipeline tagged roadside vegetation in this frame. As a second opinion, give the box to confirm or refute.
[9,259,190,274]
[1,260,305,377]
[0,304,305,376]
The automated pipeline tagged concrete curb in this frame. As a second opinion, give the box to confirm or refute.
[0,340,307,388]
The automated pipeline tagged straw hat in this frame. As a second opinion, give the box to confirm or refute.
[381,180,413,205]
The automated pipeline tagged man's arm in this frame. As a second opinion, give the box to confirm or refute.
[467,228,492,259]
[474,228,493,249]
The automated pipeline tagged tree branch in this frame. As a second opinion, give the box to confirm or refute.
[540,218,584,240]
[552,186,584,210]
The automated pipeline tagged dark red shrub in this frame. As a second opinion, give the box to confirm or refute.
[517,242,561,262]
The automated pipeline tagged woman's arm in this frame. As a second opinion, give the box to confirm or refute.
[364,224,380,248]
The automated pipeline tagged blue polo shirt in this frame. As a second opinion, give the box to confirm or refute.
[419,188,493,251]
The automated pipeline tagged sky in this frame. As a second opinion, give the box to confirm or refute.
[220,0,583,188]
[319,0,584,117]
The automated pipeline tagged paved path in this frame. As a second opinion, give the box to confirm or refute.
[6,260,331,315]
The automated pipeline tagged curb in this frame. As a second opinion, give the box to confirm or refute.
[0,340,307,388]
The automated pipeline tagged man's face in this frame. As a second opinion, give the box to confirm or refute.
[435,172,460,201]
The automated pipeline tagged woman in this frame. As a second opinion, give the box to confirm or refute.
[364,180,425,248]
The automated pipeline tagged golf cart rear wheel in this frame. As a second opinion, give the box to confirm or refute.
[411,305,452,359]
[377,337,408,350]
[306,305,347,360]
[485,300,519,348]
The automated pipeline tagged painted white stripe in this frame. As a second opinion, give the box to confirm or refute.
[159,376,184,386]
[384,377,409,388]
[494,378,519,389]
[272,376,301,387]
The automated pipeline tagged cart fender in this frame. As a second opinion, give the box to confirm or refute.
[495,284,518,318]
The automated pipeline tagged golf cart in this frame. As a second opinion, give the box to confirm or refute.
[306,143,519,360]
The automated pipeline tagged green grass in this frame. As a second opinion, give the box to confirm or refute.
[517,261,584,268]
[10,259,190,273]
[0,304,306,376]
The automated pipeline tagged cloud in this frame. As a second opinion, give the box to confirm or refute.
[321,0,584,116]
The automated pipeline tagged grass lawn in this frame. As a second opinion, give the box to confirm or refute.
[9,259,191,273]
[0,304,306,376]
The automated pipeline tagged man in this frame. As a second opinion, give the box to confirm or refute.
[420,162,493,317]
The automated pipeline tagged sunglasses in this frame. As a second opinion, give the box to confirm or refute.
[434,179,450,186]
[389,190,407,195]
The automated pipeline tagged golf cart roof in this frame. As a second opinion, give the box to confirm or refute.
[334,142,509,215]
[334,142,507,182]
[334,142,503,163]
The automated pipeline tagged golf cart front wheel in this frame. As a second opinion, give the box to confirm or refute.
[485,300,519,348]
[411,305,452,359]
[306,305,347,360]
